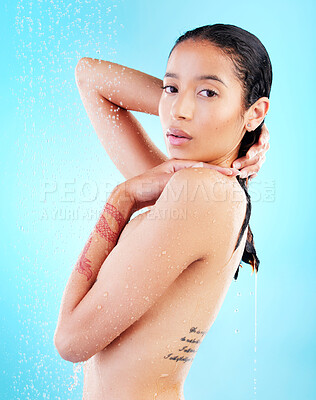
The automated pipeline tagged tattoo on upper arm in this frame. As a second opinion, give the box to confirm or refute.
[75,203,126,281]
[164,326,207,363]
[95,203,125,242]
[75,235,93,281]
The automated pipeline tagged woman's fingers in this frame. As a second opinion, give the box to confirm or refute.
[190,162,240,176]
[248,173,257,181]
[259,123,270,146]
[167,159,239,176]
[232,124,270,171]
[233,142,269,171]
[238,153,266,178]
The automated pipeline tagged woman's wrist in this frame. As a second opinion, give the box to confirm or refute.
[112,183,138,219]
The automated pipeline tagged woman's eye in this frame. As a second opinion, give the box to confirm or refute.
[161,85,177,93]
[200,89,217,98]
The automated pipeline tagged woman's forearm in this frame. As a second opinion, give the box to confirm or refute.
[54,184,135,338]
[75,57,162,115]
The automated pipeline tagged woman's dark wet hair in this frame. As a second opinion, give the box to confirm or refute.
[169,24,273,280]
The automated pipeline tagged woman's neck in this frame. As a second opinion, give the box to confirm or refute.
[205,146,240,169]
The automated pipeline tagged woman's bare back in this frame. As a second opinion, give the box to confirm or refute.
[83,187,248,400]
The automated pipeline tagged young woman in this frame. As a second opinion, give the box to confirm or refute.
[54,24,272,399]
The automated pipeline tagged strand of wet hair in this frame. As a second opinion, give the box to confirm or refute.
[233,175,260,281]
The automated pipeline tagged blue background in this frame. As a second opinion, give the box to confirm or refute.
[1,0,315,399]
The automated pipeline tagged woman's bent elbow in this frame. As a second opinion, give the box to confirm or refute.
[75,57,93,86]
[54,331,79,363]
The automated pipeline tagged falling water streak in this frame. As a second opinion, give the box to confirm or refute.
[253,270,258,398]
[68,362,84,391]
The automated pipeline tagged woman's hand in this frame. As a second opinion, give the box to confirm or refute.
[233,124,270,180]
[121,158,240,212]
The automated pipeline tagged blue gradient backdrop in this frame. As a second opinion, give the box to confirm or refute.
[1,0,315,399]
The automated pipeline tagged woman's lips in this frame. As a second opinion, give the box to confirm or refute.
[167,128,192,139]
[167,135,192,146]
[166,128,193,146]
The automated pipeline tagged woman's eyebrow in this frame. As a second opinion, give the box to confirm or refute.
[164,72,227,87]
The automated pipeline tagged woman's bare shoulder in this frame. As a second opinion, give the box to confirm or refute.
[159,166,246,208]
[155,167,247,258]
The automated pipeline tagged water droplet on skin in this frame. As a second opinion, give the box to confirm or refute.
[125,284,129,288]
[104,291,108,297]
[199,281,204,285]
[97,305,102,310]
[161,250,166,255]
[237,292,241,296]
[234,309,239,312]
[235,329,239,334]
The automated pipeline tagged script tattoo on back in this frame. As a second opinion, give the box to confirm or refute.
[164,326,207,363]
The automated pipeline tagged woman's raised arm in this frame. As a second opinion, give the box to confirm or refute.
[75,57,168,180]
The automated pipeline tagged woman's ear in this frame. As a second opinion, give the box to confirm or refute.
[245,97,270,131]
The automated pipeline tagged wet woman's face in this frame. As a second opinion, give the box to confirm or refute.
[159,39,247,168]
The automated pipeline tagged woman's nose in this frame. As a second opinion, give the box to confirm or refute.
[171,94,194,120]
